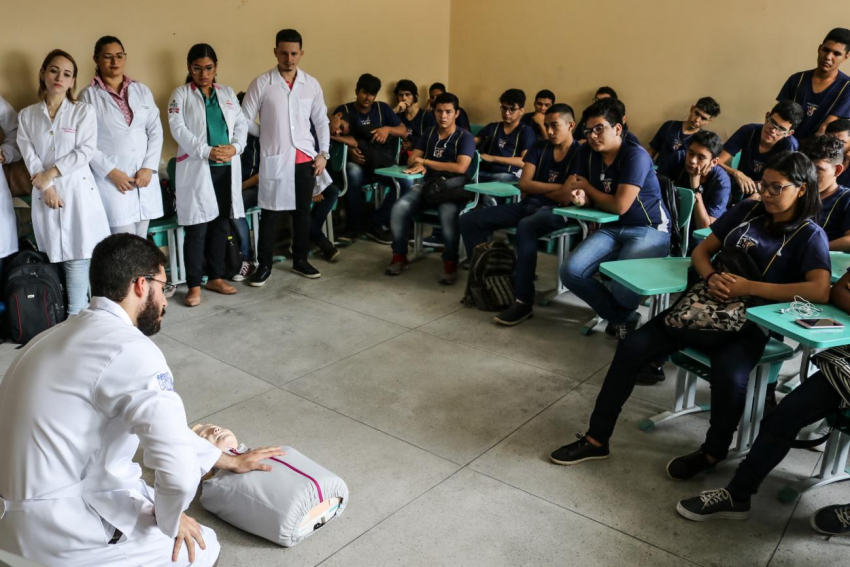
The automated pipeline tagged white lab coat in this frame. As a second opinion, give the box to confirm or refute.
[80,80,164,227]
[17,99,111,262]
[167,82,247,226]
[0,95,20,258]
[0,297,222,567]
[241,68,332,211]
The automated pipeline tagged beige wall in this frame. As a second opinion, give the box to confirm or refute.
[449,0,849,143]
[0,0,451,156]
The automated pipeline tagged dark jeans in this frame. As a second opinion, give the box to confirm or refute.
[232,186,259,261]
[390,183,461,262]
[258,162,314,265]
[459,200,567,303]
[587,314,769,460]
[344,162,412,231]
[184,165,232,287]
[726,371,842,500]
[310,184,339,244]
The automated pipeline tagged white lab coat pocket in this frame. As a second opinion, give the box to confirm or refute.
[260,153,288,181]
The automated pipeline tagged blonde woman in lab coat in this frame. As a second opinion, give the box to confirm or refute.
[167,43,247,307]
[0,95,20,282]
[80,35,163,237]
[17,49,110,315]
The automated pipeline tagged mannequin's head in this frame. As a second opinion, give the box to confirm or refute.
[192,423,239,451]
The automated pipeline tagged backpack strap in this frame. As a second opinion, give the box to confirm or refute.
[792,72,806,101]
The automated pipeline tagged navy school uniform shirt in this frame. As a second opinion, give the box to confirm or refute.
[711,200,830,284]
[399,108,436,147]
[649,120,695,172]
[240,133,261,182]
[334,101,401,139]
[659,152,731,221]
[574,136,669,229]
[522,139,580,206]
[431,106,472,132]
[477,122,536,176]
[777,70,850,140]
[838,164,850,187]
[520,112,546,139]
[818,186,850,241]
[723,124,799,182]
[415,126,476,180]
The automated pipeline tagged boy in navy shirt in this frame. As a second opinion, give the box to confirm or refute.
[826,118,850,186]
[777,28,850,140]
[474,89,537,182]
[801,134,850,251]
[575,86,617,142]
[386,92,475,284]
[560,100,671,338]
[649,97,721,173]
[393,79,435,154]
[719,100,803,201]
[459,103,580,325]
[427,83,471,131]
[333,73,409,244]
[520,89,556,140]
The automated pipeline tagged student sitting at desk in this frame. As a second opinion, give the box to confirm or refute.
[801,135,850,251]
[826,118,850,187]
[520,89,556,140]
[648,97,721,173]
[474,89,536,183]
[551,151,831,482]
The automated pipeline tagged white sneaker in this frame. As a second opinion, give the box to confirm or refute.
[806,419,832,452]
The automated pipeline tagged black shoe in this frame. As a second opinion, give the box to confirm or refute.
[811,502,850,535]
[337,228,361,242]
[667,450,717,481]
[765,382,778,413]
[364,225,392,245]
[494,301,533,326]
[635,362,666,385]
[604,322,617,338]
[550,434,610,465]
[292,260,321,279]
[318,239,340,262]
[677,488,751,522]
[249,264,273,287]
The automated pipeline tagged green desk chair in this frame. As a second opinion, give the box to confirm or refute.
[148,217,186,285]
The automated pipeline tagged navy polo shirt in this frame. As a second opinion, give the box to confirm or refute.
[399,108,436,147]
[523,139,580,206]
[649,120,696,172]
[520,113,547,139]
[477,122,536,176]
[334,101,401,130]
[415,126,476,180]
[818,186,850,241]
[723,123,799,182]
[838,165,850,187]
[777,70,850,140]
[240,134,261,182]
[659,152,731,220]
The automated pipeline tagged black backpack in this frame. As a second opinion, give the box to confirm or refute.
[657,174,684,257]
[4,250,66,344]
[223,229,243,280]
[462,241,516,311]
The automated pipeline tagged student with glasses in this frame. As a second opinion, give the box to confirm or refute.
[559,99,671,340]
[552,151,831,481]
[648,97,721,173]
[718,100,803,202]
[474,89,536,183]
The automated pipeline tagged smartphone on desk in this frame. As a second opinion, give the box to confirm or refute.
[795,318,845,330]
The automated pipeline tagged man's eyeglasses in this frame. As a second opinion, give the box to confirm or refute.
[500,105,521,114]
[583,123,611,139]
[757,181,797,196]
[135,275,176,298]
[764,116,791,135]
[100,53,127,62]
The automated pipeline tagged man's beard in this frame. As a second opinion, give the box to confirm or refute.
[137,289,165,336]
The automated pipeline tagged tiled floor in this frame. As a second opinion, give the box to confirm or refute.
[1,240,846,566]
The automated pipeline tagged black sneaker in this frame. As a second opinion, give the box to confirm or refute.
[550,434,610,465]
[635,362,666,385]
[676,488,751,522]
[337,228,361,243]
[318,239,340,263]
[494,301,533,326]
[292,260,321,279]
[667,450,717,481]
[811,502,850,536]
[249,264,273,287]
[364,225,392,245]
[604,322,617,338]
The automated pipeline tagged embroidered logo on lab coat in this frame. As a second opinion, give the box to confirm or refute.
[156,372,174,391]
[168,100,180,115]
[61,127,77,134]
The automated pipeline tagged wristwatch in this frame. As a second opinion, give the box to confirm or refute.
[320,151,331,160]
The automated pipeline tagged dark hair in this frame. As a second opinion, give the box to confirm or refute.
[771,100,805,129]
[801,134,845,165]
[185,43,218,84]
[429,82,446,93]
[694,96,721,118]
[535,89,556,103]
[38,49,78,102]
[93,36,124,77]
[394,79,418,102]
[824,28,850,53]
[688,130,723,158]
[90,234,168,303]
[583,98,624,125]
[826,118,850,134]
[545,102,574,122]
[500,88,526,108]
[275,28,302,48]
[433,92,460,112]
[336,110,351,124]
[595,86,618,99]
[762,151,822,231]
[236,91,245,104]
[356,73,381,96]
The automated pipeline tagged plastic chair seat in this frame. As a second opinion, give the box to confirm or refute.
[679,338,795,368]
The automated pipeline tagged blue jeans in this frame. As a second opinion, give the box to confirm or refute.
[232,187,259,261]
[310,184,339,244]
[459,200,567,303]
[344,163,413,231]
[62,258,91,315]
[391,184,461,262]
[560,224,670,325]
[478,171,520,183]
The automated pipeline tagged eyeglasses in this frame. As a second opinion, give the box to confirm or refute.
[764,116,791,135]
[757,181,798,196]
[583,123,611,139]
[500,105,521,114]
[190,65,215,75]
[135,274,176,298]
[100,53,126,62]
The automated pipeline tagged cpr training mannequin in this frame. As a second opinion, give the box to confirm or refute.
[193,424,348,547]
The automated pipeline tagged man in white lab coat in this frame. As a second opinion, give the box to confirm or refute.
[0,233,283,567]
[241,28,333,286]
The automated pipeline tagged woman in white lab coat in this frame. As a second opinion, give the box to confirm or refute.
[167,43,247,307]
[17,49,111,315]
[0,95,20,280]
[80,35,163,237]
